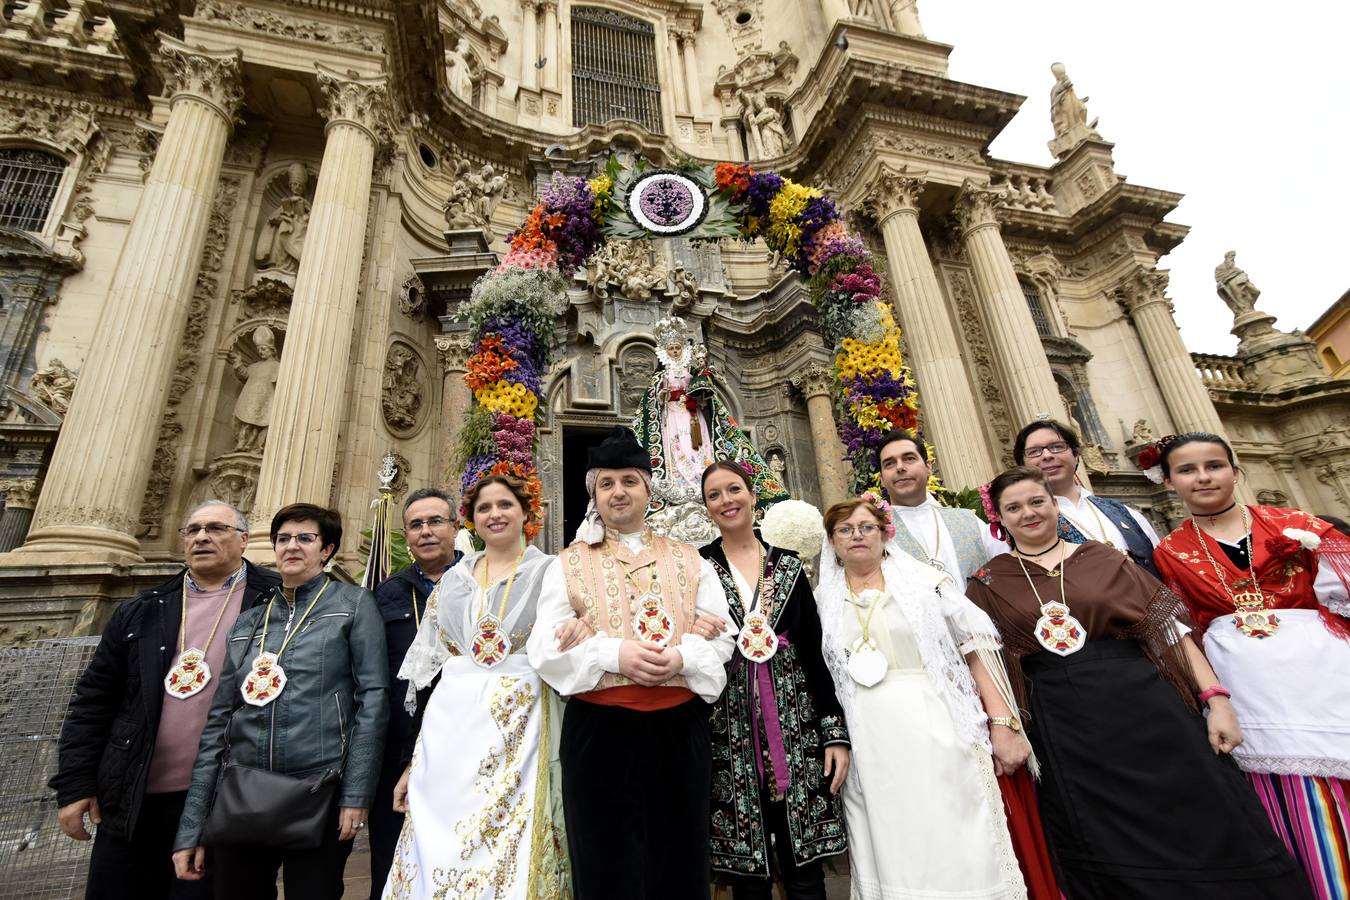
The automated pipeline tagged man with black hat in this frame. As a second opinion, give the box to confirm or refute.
[528,426,735,900]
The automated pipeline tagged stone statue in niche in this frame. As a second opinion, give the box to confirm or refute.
[444,158,509,230]
[888,0,924,36]
[29,359,78,416]
[619,347,658,415]
[381,343,425,434]
[229,325,281,453]
[737,89,790,159]
[1214,250,1260,318]
[254,163,311,277]
[766,448,789,491]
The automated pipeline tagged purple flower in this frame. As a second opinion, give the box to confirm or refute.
[741,171,785,223]
[638,178,695,227]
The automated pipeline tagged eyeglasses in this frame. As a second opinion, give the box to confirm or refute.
[179,522,244,538]
[833,523,880,538]
[273,532,320,547]
[1023,442,1070,459]
[406,516,452,533]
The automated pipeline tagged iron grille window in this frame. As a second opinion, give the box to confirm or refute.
[571,7,663,133]
[1022,278,1053,337]
[0,149,66,231]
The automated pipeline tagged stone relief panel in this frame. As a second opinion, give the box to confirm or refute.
[193,0,383,53]
[618,343,658,417]
[382,341,429,437]
[588,240,667,303]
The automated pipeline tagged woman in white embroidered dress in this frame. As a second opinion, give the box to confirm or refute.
[817,495,1030,900]
[383,474,586,900]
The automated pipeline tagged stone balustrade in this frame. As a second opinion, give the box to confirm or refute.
[990,166,1056,212]
[1192,352,1252,390]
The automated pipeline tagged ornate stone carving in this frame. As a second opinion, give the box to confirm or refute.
[1214,250,1260,318]
[736,89,791,159]
[29,359,78,417]
[254,163,311,279]
[864,163,925,222]
[139,177,240,536]
[233,277,292,321]
[192,0,382,53]
[381,342,426,436]
[1048,62,1102,158]
[1256,489,1290,507]
[618,344,658,415]
[206,453,260,513]
[399,273,427,320]
[954,180,1006,234]
[790,362,834,400]
[667,263,701,315]
[0,95,97,154]
[947,267,1013,456]
[157,35,244,124]
[435,334,473,374]
[316,65,391,140]
[228,325,280,453]
[1118,268,1170,314]
[766,447,789,491]
[588,239,667,303]
[0,479,41,510]
[443,157,509,230]
[1128,418,1154,445]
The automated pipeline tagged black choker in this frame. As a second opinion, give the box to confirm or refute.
[1016,538,1061,558]
[1201,502,1238,521]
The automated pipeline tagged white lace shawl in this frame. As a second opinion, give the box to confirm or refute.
[817,541,1012,791]
[397,546,553,713]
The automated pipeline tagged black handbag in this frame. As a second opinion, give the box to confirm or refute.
[200,608,347,850]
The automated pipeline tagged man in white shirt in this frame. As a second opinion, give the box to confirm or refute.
[1014,418,1161,575]
[527,426,735,900]
[877,430,1007,581]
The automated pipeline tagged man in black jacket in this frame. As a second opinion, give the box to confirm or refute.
[367,486,460,898]
[49,500,279,900]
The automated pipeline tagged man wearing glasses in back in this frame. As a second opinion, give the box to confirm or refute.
[49,501,279,899]
[367,487,462,898]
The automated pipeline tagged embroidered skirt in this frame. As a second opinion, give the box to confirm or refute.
[1022,639,1309,899]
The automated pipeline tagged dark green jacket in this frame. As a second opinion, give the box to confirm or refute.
[174,573,389,850]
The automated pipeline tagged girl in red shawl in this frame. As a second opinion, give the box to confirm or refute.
[1154,432,1350,900]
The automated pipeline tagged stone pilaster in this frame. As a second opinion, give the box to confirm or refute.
[11,36,242,564]
[667,28,689,115]
[247,66,389,553]
[435,334,473,495]
[955,179,1063,429]
[540,0,559,91]
[519,0,539,90]
[868,165,995,487]
[675,29,698,117]
[791,363,849,509]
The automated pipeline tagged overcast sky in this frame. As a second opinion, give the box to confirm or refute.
[920,2,1349,354]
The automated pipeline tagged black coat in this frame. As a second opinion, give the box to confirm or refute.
[48,562,279,839]
[372,565,435,767]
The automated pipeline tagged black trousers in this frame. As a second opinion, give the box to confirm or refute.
[87,791,211,900]
[367,753,405,900]
[725,798,827,900]
[561,697,712,900]
[210,799,354,900]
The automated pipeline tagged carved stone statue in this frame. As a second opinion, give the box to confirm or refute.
[29,359,77,416]
[1214,250,1261,318]
[736,89,761,159]
[254,163,310,276]
[766,448,789,490]
[1048,62,1100,155]
[888,0,924,36]
[444,158,509,230]
[1129,418,1154,445]
[381,342,425,434]
[668,263,700,313]
[588,239,667,302]
[737,90,790,159]
[229,326,280,453]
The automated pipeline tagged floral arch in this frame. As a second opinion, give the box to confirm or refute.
[453,159,926,538]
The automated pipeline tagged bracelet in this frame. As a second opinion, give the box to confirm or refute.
[1197,685,1232,705]
[988,715,1021,733]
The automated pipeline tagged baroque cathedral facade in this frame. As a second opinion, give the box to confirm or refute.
[0,0,1346,642]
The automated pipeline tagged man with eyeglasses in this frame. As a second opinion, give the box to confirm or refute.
[49,501,278,900]
[1014,418,1161,575]
[367,486,461,897]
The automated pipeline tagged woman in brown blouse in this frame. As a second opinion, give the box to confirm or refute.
[965,466,1308,899]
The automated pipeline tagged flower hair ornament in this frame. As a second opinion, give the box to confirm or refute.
[978,482,1006,542]
[1135,434,1181,484]
[859,490,897,540]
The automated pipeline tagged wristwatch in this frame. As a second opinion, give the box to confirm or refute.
[988,715,1021,733]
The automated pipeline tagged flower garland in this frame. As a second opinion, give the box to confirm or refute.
[454,161,933,538]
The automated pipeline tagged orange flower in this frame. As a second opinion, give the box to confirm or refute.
[464,335,519,392]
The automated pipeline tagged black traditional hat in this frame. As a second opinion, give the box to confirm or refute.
[587,426,651,473]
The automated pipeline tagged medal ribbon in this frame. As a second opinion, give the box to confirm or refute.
[749,632,792,796]
[178,570,241,659]
[476,549,525,622]
[258,579,331,663]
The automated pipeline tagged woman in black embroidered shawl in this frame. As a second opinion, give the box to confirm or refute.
[697,460,849,900]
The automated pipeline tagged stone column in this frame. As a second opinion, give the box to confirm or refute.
[519,0,539,90]
[955,179,1063,428]
[435,335,473,495]
[791,362,849,509]
[11,36,242,564]
[540,0,559,91]
[247,66,389,550]
[667,30,688,115]
[0,480,39,553]
[1119,269,1229,435]
[869,165,997,487]
[678,32,699,117]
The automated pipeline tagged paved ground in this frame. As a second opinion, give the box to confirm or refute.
[325,834,853,898]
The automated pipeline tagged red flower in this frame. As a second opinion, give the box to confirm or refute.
[1137,444,1161,470]
[1264,535,1302,565]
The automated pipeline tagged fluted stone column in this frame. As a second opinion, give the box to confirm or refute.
[435,335,473,494]
[792,363,849,509]
[869,166,996,487]
[667,30,688,114]
[955,179,1063,428]
[247,66,389,549]
[12,36,242,563]
[0,480,39,553]
[677,31,698,117]
[519,0,539,90]
[540,0,559,91]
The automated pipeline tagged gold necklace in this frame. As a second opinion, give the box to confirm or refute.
[164,574,242,700]
[1014,548,1086,656]
[1189,507,1278,639]
[1061,494,1118,551]
[469,549,525,667]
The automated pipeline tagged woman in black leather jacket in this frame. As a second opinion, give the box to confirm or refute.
[172,503,389,900]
